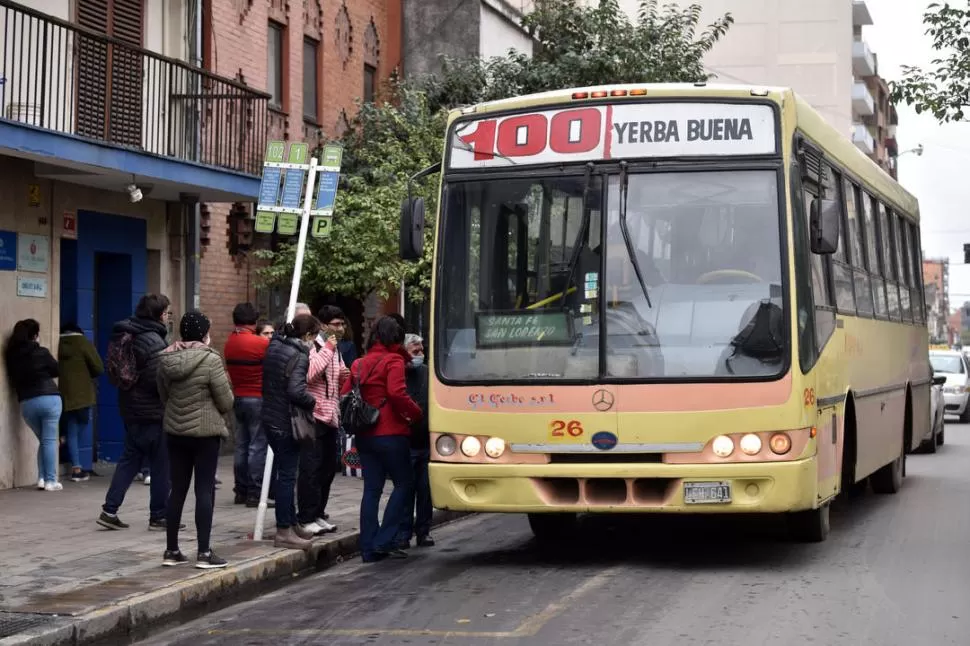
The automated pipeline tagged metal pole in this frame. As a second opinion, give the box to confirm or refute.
[253,156,319,541]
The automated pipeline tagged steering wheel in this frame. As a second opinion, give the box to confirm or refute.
[696,269,764,285]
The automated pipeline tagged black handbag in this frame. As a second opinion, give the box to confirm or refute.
[339,357,388,435]
[284,353,316,446]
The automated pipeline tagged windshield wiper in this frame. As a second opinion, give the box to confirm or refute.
[618,161,652,309]
[561,162,595,314]
[452,137,519,165]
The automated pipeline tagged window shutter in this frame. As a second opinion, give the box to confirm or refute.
[76,0,109,140]
[108,0,144,147]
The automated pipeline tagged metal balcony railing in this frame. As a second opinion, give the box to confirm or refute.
[0,0,269,176]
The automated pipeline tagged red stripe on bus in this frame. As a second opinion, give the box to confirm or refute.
[604,105,613,159]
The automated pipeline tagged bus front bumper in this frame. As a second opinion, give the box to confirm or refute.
[429,458,819,514]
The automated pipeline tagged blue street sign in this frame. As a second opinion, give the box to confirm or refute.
[280,168,306,210]
[257,167,283,208]
[314,171,339,215]
[0,230,16,271]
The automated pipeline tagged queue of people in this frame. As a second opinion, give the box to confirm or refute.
[3,297,432,569]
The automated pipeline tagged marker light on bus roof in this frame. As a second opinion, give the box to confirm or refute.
[611,89,628,97]
[739,434,762,456]
[712,435,734,458]
[591,90,608,98]
[750,89,770,97]
[461,436,482,458]
[629,89,648,96]
[572,91,590,100]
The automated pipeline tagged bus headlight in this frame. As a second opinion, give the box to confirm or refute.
[712,435,735,458]
[436,434,457,457]
[461,436,482,457]
[484,437,506,458]
[769,433,792,455]
[739,433,762,456]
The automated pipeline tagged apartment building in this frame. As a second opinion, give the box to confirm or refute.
[923,258,951,344]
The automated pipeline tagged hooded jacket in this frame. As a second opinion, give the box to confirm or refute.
[112,316,168,425]
[261,335,316,434]
[4,341,58,402]
[57,332,104,412]
[157,342,233,438]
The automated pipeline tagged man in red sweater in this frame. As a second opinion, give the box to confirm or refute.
[224,303,271,506]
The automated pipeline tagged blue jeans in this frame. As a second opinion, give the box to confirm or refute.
[398,449,432,542]
[266,428,300,529]
[64,407,94,471]
[103,423,169,521]
[357,435,414,558]
[21,395,62,483]
[233,397,266,499]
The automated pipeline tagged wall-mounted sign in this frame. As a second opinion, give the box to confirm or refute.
[17,275,48,298]
[62,211,78,240]
[0,230,16,271]
[17,233,49,273]
[27,184,41,207]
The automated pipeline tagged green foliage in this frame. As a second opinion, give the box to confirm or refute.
[891,2,970,122]
[256,0,732,302]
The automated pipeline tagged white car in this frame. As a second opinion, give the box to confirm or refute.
[929,350,970,423]
[921,373,947,452]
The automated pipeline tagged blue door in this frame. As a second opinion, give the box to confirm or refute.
[95,252,133,462]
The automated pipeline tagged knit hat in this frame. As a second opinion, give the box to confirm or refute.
[180,310,211,342]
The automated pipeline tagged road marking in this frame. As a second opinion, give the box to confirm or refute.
[206,566,620,639]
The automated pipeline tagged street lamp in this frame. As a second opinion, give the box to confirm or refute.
[899,144,924,157]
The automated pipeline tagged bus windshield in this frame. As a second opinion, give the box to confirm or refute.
[436,168,786,382]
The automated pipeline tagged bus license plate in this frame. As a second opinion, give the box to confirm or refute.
[684,481,731,504]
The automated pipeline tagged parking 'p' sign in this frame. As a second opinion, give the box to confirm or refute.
[311,215,332,238]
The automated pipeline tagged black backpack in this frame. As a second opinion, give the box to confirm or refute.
[339,356,388,435]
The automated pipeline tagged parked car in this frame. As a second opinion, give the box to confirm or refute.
[929,350,970,423]
[920,373,947,452]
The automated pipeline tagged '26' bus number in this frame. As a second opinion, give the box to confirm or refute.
[551,420,585,438]
[803,388,816,407]
[460,109,603,161]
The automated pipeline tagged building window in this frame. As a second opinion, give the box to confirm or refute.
[303,38,319,121]
[268,22,284,109]
[363,64,376,103]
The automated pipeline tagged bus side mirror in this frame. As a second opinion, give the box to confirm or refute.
[810,199,840,255]
[933,375,948,386]
[400,197,425,261]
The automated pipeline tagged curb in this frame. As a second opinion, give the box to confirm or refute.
[0,510,470,646]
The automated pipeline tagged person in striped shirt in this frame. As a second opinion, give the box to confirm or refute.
[297,305,351,536]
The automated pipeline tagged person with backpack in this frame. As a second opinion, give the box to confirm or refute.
[340,316,423,563]
[57,323,104,482]
[4,319,62,491]
[261,314,321,550]
[157,310,234,569]
[297,305,350,536]
[97,294,177,531]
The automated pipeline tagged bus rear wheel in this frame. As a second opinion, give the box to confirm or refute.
[527,513,578,542]
[787,504,830,543]
[871,442,904,494]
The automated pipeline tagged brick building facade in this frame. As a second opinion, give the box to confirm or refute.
[198,0,403,349]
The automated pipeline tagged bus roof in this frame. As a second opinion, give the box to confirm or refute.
[449,83,919,220]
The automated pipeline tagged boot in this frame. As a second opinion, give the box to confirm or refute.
[274,526,312,550]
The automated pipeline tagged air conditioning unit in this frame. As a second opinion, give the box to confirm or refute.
[5,102,42,126]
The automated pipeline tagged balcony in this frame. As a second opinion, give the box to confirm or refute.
[853,0,873,26]
[852,40,876,78]
[0,0,269,178]
[852,82,875,118]
[852,124,874,155]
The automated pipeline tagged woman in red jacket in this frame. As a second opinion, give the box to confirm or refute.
[341,316,423,562]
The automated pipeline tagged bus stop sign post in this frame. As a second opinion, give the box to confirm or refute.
[251,142,342,541]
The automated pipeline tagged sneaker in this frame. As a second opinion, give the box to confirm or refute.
[71,471,90,483]
[162,550,189,566]
[97,512,129,530]
[314,519,338,534]
[300,521,325,536]
[36,479,45,490]
[416,535,436,548]
[143,475,151,486]
[196,551,228,569]
[134,472,145,482]
[44,482,63,492]
[149,519,186,531]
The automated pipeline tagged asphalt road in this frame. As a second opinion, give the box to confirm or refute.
[141,422,970,646]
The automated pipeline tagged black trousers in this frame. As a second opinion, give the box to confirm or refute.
[166,434,221,553]
[297,421,338,525]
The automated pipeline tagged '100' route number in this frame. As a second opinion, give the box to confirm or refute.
[459,109,603,161]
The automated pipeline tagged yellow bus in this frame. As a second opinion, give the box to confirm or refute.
[398,84,930,542]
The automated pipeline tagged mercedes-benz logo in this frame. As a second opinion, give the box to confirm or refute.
[592,389,615,412]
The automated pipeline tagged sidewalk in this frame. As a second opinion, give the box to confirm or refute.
[0,462,464,645]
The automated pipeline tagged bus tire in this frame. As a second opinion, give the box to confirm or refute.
[870,439,904,494]
[937,425,945,446]
[787,503,830,543]
[527,513,577,542]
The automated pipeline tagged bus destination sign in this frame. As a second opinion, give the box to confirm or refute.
[449,102,776,169]
[475,311,574,348]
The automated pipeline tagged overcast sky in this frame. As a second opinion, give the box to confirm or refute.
[865,0,970,308]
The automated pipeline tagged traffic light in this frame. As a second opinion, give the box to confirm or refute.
[964,243,970,263]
